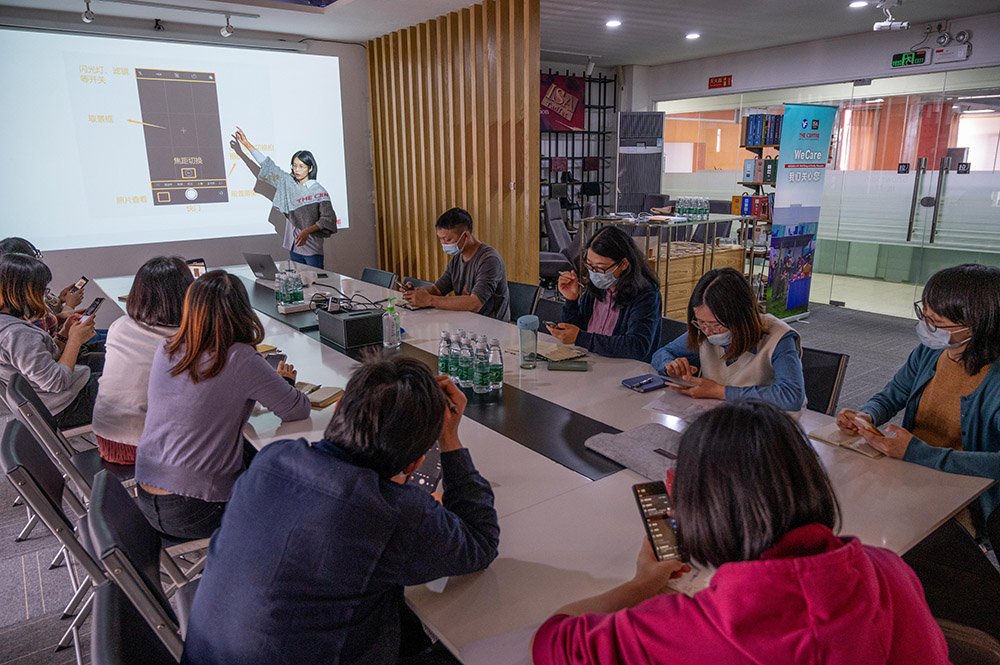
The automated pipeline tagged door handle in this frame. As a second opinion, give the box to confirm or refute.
[906,157,927,242]
[929,156,951,244]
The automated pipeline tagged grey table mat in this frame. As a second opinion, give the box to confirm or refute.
[584,423,681,482]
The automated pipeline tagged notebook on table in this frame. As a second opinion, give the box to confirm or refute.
[808,422,884,459]
[294,382,344,409]
[505,341,586,362]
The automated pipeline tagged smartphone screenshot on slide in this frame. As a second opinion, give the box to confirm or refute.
[135,68,229,206]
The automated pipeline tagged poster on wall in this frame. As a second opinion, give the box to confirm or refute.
[540,73,586,131]
[766,103,838,319]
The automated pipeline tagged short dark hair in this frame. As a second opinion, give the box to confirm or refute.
[127,256,194,327]
[687,267,765,362]
[0,237,40,259]
[166,271,264,383]
[923,264,1000,375]
[323,353,446,478]
[584,225,660,306]
[435,207,474,234]
[0,253,51,320]
[673,400,840,568]
[291,150,318,180]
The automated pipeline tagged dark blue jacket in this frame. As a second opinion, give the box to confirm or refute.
[560,285,662,363]
[181,438,499,665]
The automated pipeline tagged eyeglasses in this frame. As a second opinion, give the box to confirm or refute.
[584,258,622,275]
[913,300,966,333]
[692,318,727,334]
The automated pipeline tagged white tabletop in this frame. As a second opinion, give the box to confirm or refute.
[97,267,994,665]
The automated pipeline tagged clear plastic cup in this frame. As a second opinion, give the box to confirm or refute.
[517,315,539,369]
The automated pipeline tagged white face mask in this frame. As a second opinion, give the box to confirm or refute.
[707,331,732,346]
[441,232,466,256]
[916,320,969,350]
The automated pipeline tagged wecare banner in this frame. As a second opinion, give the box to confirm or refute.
[766,104,837,319]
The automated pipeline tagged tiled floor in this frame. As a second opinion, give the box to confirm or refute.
[809,273,923,320]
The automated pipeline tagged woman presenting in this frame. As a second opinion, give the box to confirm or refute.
[233,127,337,268]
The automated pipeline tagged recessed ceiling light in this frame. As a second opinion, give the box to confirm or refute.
[606,19,622,28]
[849,1,868,7]
[686,32,700,40]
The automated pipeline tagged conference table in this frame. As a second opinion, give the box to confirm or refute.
[97,266,994,665]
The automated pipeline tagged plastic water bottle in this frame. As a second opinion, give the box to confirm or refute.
[438,332,451,375]
[473,342,490,394]
[382,297,401,348]
[488,338,503,390]
[459,344,473,388]
[289,272,304,304]
[460,330,469,349]
[274,272,286,304]
[701,197,709,221]
[449,335,461,383]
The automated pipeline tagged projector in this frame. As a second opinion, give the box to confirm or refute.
[874,20,910,31]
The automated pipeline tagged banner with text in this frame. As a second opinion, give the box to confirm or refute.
[766,103,837,319]
[540,73,586,131]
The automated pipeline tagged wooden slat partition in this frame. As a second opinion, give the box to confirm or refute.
[367,0,540,286]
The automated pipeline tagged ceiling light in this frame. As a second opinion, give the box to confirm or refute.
[605,19,621,28]
[585,58,595,76]
[686,32,700,40]
[81,0,95,23]
[849,1,868,7]
[865,98,884,103]
[220,14,234,37]
[963,109,994,113]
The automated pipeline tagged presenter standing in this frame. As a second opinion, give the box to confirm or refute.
[232,127,337,268]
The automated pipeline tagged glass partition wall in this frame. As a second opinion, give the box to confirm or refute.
[656,66,1000,319]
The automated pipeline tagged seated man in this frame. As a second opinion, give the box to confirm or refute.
[402,207,511,321]
[181,355,500,665]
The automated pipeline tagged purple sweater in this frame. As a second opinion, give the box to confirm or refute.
[135,342,311,502]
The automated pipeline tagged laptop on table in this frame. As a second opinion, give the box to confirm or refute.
[244,252,279,281]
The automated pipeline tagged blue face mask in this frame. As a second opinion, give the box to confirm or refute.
[916,320,969,349]
[588,269,619,290]
[707,331,732,346]
[441,232,466,256]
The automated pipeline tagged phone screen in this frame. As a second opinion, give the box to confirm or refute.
[80,297,105,322]
[633,481,683,562]
[405,442,442,493]
[69,276,88,293]
[265,353,287,369]
[662,375,697,389]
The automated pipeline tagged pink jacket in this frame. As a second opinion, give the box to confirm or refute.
[533,524,949,665]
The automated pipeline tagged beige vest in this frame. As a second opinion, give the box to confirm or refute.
[699,314,795,390]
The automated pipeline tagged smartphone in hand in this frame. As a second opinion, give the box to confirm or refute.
[265,353,287,369]
[69,276,89,294]
[405,442,443,493]
[79,297,105,323]
[633,481,684,562]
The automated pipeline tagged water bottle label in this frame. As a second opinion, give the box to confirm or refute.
[490,365,503,383]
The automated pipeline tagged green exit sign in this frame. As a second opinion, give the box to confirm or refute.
[892,50,928,68]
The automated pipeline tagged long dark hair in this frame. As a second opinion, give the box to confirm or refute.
[166,271,264,382]
[584,226,659,306]
[0,253,51,321]
[923,264,1000,375]
[127,257,194,328]
[324,353,446,478]
[673,400,841,568]
[687,267,765,363]
[292,150,317,180]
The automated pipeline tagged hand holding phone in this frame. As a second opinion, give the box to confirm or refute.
[68,276,89,294]
[264,352,287,369]
[79,297,105,324]
[405,442,443,493]
[633,482,684,562]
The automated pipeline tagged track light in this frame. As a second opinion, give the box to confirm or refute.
[585,58,595,77]
[81,0,95,23]
[220,15,234,38]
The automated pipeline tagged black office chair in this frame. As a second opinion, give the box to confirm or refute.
[90,571,180,665]
[641,193,670,212]
[508,281,541,323]
[89,470,196,662]
[6,373,134,500]
[1,419,107,662]
[533,297,565,325]
[401,276,434,289]
[708,199,732,214]
[800,347,849,416]
[937,618,1000,665]
[690,219,733,245]
[659,317,689,348]
[541,198,577,283]
[360,267,398,290]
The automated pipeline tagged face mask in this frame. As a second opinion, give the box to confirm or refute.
[588,269,618,290]
[707,331,732,346]
[441,232,466,256]
[916,320,969,350]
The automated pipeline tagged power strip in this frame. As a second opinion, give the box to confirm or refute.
[277,302,313,314]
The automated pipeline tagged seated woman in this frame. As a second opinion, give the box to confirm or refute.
[92,257,194,465]
[0,253,99,428]
[135,270,311,540]
[650,267,805,411]
[838,264,1000,540]
[546,226,661,362]
[532,400,949,665]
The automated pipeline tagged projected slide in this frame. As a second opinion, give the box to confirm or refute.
[0,29,350,251]
[135,68,228,206]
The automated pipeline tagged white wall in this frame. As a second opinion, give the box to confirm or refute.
[626,11,1000,110]
[0,6,377,328]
